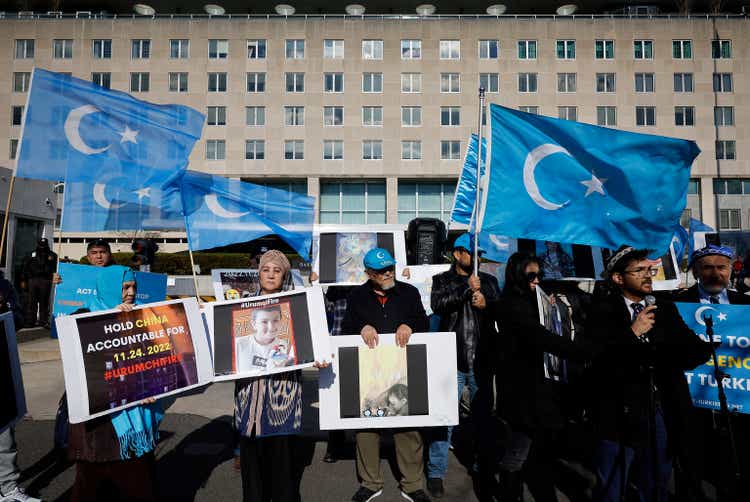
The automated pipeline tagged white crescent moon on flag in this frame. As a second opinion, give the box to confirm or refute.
[64,105,111,155]
[93,183,125,210]
[489,234,509,249]
[694,305,718,326]
[204,193,249,219]
[523,144,571,211]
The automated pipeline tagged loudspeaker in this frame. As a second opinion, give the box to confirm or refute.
[406,218,447,265]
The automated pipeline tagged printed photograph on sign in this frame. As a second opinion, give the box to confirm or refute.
[402,265,450,315]
[233,300,298,372]
[359,346,409,417]
[336,233,378,284]
[535,241,577,280]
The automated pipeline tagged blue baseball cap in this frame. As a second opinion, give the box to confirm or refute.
[453,233,485,255]
[364,248,396,270]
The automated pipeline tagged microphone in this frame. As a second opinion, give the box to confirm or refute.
[641,295,656,343]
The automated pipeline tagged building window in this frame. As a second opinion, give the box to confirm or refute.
[324,73,344,93]
[597,106,617,126]
[714,106,734,126]
[286,39,304,59]
[441,73,460,93]
[687,179,700,195]
[674,106,694,126]
[246,107,265,126]
[13,72,31,93]
[440,40,460,60]
[362,141,383,160]
[441,141,461,160]
[15,39,34,59]
[558,106,577,121]
[170,39,189,59]
[716,140,736,160]
[401,106,422,127]
[208,39,229,59]
[401,39,422,59]
[556,40,576,59]
[208,73,227,92]
[169,72,188,92]
[323,140,343,160]
[245,140,265,160]
[713,178,748,195]
[441,107,460,126]
[634,40,653,59]
[324,106,344,126]
[479,73,499,93]
[719,209,741,230]
[92,39,112,59]
[91,72,111,89]
[284,106,305,126]
[479,39,499,59]
[131,39,150,59]
[401,73,422,93]
[596,73,616,93]
[207,106,226,126]
[9,140,18,160]
[320,181,386,224]
[247,39,266,59]
[712,40,731,59]
[672,40,692,59]
[595,39,614,59]
[362,107,383,126]
[635,73,654,93]
[206,140,226,160]
[362,73,383,93]
[518,40,537,59]
[636,106,656,126]
[54,39,73,59]
[285,72,304,92]
[398,181,456,224]
[713,73,732,92]
[130,72,150,92]
[518,73,538,93]
[247,73,266,93]
[362,40,383,60]
[284,140,304,159]
[673,73,694,92]
[557,73,577,93]
[402,141,422,160]
[324,39,344,59]
[11,106,23,126]
[519,106,539,114]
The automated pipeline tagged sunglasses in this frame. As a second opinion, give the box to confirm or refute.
[370,265,395,275]
[526,271,544,282]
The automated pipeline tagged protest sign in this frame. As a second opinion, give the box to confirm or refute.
[203,287,330,380]
[402,264,451,316]
[57,298,213,423]
[676,303,750,414]
[536,287,573,382]
[0,313,26,433]
[211,268,305,300]
[312,225,408,286]
[318,332,458,430]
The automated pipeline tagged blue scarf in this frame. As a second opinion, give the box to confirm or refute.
[88,265,164,459]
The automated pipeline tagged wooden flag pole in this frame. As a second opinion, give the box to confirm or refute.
[187,246,201,303]
[0,176,16,267]
[473,87,486,276]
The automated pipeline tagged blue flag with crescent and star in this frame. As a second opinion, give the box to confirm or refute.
[179,172,315,260]
[15,68,203,190]
[676,302,750,414]
[476,104,700,255]
[450,134,486,226]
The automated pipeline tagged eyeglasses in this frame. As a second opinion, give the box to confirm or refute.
[371,265,395,276]
[623,267,659,277]
[526,271,544,282]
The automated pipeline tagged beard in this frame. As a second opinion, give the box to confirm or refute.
[380,279,396,291]
[457,261,473,274]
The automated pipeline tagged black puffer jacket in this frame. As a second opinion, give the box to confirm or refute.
[431,266,500,373]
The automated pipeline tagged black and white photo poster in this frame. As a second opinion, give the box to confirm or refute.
[0,312,26,433]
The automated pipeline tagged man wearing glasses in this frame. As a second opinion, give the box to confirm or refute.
[675,245,750,306]
[584,246,711,502]
[342,248,431,502]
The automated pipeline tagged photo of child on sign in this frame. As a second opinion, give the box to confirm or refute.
[234,302,297,372]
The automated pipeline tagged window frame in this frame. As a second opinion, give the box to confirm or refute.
[401,39,422,60]
[285,39,305,59]
[556,40,576,60]
[323,106,344,127]
[247,39,267,59]
[478,39,499,59]
[246,72,266,93]
[595,39,614,60]
[517,40,537,60]
[362,39,383,60]
[208,72,228,92]
[245,140,265,160]
[439,40,461,60]
[168,72,189,93]
[170,39,190,59]
[131,39,151,59]
[634,40,653,60]
[245,106,266,126]
[362,72,383,93]
[324,39,344,59]
[205,139,226,160]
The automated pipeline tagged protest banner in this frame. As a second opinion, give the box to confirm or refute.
[56,298,213,423]
[203,287,330,380]
[402,264,450,316]
[318,332,458,430]
[0,312,26,433]
[537,286,573,382]
[312,225,408,286]
[211,268,305,300]
[676,302,750,414]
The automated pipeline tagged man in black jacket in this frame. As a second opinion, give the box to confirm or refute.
[341,248,431,502]
[675,245,750,306]
[426,233,500,498]
[585,246,711,502]
[21,238,57,328]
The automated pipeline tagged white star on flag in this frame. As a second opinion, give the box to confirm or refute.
[134,187,151,200]
[581,173,608,197]
[717,312,728,321]
[119,126,139,144]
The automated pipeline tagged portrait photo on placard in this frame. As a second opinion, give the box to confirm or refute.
[217,270,259,300]
[233,300,297,372]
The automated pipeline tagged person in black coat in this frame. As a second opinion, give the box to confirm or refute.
[492,252,586,502]
[584,246,712,502]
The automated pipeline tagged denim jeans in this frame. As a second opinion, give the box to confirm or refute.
[426,370,478,479]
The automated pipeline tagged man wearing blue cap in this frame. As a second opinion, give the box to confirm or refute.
[426,233,500,498]
[675,245,750,305]
[342,247,430,502]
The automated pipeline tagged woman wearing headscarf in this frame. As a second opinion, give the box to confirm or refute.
[492,252,586,502]
[234,250,326,502]
[68,265,163,502]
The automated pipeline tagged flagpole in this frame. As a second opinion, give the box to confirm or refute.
[0,176,16,267]
[473,87,486,276]
[178,187,201,303]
